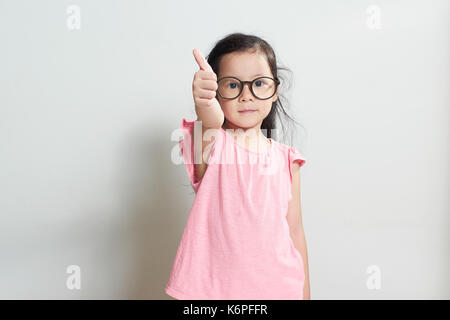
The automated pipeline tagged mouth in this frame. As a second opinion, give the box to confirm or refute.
[238,110,256,114]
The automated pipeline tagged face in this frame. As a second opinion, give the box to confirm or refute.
[217,49,278,135]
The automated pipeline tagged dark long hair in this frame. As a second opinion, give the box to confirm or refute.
[205,32,306,147]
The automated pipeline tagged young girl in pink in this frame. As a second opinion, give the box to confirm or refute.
[165,33,310,300]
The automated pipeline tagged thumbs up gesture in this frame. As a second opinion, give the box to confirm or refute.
[192,48,220,110]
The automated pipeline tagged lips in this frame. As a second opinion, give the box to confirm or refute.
[238,109,256,113]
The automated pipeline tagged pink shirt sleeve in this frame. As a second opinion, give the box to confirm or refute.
[288,147,306,184]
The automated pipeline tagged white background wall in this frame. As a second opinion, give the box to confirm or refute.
[0,0,448,299]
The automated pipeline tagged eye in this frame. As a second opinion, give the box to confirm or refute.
[255,80,263,87]
[229,82,238,89]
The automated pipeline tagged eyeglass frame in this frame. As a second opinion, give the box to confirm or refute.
[216,76,280,100]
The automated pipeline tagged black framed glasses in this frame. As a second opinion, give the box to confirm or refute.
[216,76,280,100]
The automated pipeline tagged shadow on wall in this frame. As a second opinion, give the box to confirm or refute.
[116,121,188,299]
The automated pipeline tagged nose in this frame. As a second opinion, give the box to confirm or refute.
[239,82,254,101]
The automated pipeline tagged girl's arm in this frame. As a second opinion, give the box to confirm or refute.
[286,162,311,300]
[191,48,225,181]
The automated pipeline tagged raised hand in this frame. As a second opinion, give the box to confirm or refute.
[192,48,220,109]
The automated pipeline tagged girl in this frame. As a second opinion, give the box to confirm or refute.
[165,33,310,300]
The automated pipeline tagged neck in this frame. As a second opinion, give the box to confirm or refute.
[222,121,262,137]
[222,121,271,151]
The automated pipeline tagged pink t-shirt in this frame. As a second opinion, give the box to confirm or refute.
[165,117,307,300]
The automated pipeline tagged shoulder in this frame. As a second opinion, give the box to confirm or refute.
[270,139,290,155]
[271,140,306,182]
[273,141,306,163]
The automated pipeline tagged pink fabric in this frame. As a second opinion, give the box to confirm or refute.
[165,118,306,300]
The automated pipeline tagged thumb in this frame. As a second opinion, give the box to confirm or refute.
[193,48,214,73]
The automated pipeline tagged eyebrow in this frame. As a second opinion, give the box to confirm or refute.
[222,73,267,79]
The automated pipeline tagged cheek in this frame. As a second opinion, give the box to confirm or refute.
[218,99,235,113]
[260,102,273,116]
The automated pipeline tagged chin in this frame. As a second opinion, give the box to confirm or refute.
[235,120,260,130]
